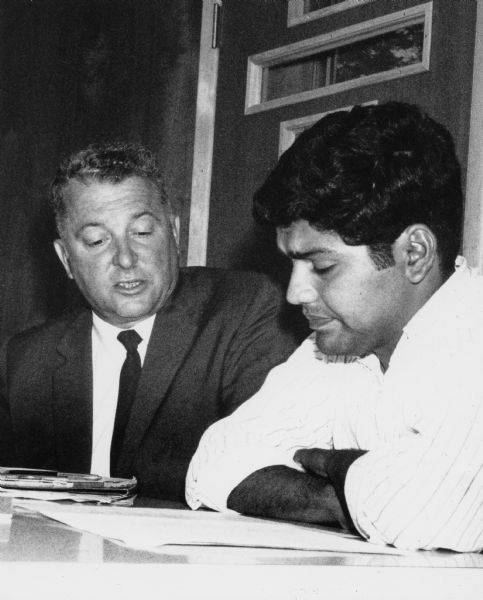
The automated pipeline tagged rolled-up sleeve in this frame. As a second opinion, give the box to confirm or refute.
[186,337,336,511]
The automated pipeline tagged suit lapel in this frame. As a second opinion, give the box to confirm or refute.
[116,274,202,475]
[52,310,93,473]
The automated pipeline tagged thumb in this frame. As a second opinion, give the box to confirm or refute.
[294,448,330,476]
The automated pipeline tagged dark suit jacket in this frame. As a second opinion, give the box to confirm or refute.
[0,268,296,502]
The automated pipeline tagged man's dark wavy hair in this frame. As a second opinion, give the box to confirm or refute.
[253,102,463,278]
[51,141,168,233]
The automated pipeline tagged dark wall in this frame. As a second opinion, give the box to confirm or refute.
[0,0,201,342]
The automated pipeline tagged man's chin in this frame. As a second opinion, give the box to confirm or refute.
[97,302,155,327]
[315,331,352,357]
[315,331,335,354]
[315,332,369,359]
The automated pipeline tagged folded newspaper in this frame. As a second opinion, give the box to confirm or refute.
[0,468,137,505]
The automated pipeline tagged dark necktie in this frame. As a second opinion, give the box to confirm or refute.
[110,329,142,476]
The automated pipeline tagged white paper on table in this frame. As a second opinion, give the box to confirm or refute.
[15,501,405,555]
[1,489,134,505]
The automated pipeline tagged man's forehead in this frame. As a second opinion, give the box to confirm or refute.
[276,221,343,255]
[58,177,172,235]
[62,176,166,214]
[64,175,157,197]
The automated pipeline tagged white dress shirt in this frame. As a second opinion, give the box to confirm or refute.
[90,314,155,476]
[186,258,483,552]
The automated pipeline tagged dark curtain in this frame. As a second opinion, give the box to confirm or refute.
[0,0,201,342]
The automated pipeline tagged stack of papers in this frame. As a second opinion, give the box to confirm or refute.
[16,501,404,555]
[1,487,134,505]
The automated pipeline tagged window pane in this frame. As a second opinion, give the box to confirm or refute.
[334,23,425,83]
[261,21,424,102]
[303,0,343,12]
[263,54,329,101]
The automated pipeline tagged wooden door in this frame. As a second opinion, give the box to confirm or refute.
[204,0,475,285]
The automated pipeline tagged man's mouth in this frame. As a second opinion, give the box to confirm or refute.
[303,313,333,329]
[115,280,145,292]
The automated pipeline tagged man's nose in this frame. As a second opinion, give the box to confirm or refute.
[113,237,138,269]
[286,263,318,305]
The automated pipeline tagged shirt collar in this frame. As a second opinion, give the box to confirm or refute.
[92,312,156,347]
[402,256,470,340]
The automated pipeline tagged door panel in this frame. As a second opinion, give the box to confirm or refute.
[207,0,475,289]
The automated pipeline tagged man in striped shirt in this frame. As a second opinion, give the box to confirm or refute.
[186,102,483,552]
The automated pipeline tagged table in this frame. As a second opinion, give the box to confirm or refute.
[0,505,482,599]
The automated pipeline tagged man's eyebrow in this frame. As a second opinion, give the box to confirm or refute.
[286,248,335,260]
[75,211,160,235]
[75,221,103,236]
[131,210,160,221]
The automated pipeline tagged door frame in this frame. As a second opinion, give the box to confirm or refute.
[463,0,483,271]
[187,0,221,266]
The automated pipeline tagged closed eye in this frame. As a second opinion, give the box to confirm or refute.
[86,239,105,247]
[313,264,335,275]
[81,227,109,248]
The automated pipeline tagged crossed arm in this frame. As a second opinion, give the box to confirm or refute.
[227,449,366,531]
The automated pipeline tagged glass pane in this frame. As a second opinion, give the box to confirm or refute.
[303,0,343,13]
[261,21,424,102]
[333,23,425,83]
[263,54,329,101]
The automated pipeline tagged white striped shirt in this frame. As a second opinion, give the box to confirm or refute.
[186,257,483,551]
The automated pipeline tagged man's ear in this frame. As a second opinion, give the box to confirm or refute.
[53,239,74,279]
[170,214,180,249]
[398,224,437,284]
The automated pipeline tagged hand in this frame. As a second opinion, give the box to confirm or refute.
[294,447,367,533]
[228,464,346,527]
[294,448,334,477]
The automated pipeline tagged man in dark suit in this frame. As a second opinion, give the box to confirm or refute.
[0,142,296,502]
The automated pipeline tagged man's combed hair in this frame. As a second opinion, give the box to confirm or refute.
[253,102,463,278]
[51,141,168,231]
